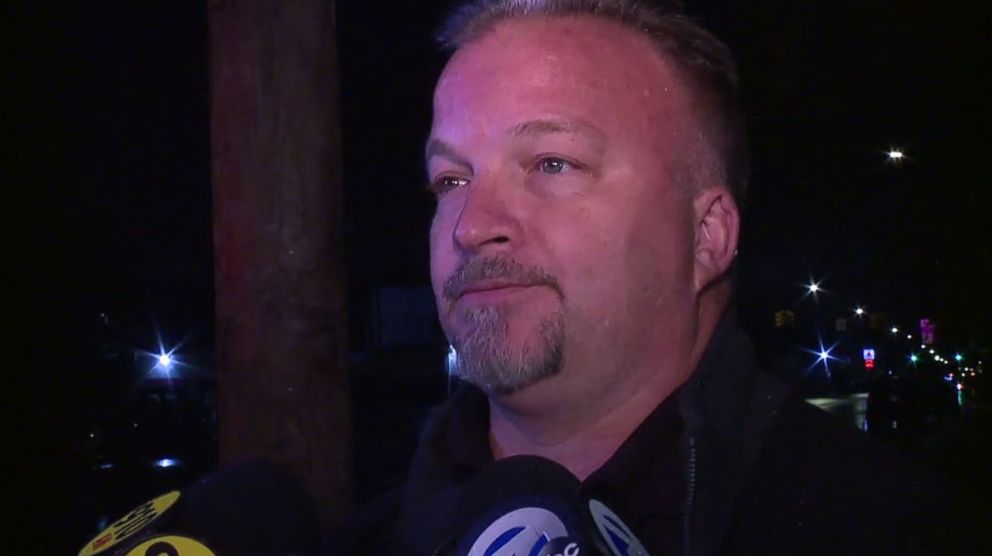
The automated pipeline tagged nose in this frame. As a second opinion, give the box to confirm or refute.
[451,175,522,256]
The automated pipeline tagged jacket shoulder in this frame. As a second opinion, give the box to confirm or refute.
[730,394,952,554]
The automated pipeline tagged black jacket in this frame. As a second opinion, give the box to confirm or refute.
[328,312,968,555]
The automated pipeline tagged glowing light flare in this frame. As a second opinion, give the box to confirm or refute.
[803,338,841,377]
[799,277,826,303]
[136,332,189,380]
[891,327,899,334]
[854,307,865,316]
[885,148,908,165]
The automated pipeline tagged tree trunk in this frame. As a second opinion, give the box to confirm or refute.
[208,0,352,526]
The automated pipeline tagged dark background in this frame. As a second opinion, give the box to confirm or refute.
[6,0,990,551]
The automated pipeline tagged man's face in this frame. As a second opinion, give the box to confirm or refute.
[427,16,700,396]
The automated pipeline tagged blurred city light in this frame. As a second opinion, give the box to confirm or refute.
[854,307,865,316]
[955,353,964,362]
[891,327,899,334]
[800,278,826,303]
[158,353,173,367]
[803,338,840,377]
[153,458,181,468]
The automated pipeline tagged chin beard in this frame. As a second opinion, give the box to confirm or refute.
[452,305,565,396]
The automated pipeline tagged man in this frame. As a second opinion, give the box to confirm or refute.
[330,1,957,554]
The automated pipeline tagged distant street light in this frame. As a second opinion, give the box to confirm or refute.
[887,149,904,160]
[910,354,919,363]
[906,334,912,340]
[158,353,173,367]
[803,338,838,376]
[891,327,899,334]
[801,278,824,303]
[855,307,865,316]
[955,353,964,362]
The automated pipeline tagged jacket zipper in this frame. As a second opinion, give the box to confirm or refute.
[684,434,697,556]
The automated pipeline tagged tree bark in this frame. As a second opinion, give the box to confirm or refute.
[209,0,352,526]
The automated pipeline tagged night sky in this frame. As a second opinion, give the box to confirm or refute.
[7,0,990,549]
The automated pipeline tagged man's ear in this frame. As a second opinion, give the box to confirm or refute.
[692,186,740,293]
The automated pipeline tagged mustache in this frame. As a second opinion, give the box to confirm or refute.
[442,256,563,301]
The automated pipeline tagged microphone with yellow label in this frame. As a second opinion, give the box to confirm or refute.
[78,460,320,556]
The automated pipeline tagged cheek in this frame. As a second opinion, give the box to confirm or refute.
[545,204,631,312]
[429,207,455,302]
[625,197,695,300]
[556,191,691,317]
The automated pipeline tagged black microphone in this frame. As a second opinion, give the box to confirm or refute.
[430,456,642,556]
[443,455,590,556]
[77,460,321,556]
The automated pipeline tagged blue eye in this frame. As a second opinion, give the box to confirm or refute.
[537,157,573,174]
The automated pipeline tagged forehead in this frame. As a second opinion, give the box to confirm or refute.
[432,15,688,143]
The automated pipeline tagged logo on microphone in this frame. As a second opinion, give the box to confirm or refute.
[466,507,578,556]
[122,534,216,556]
[79,491,182,556]
[588,499,649,556]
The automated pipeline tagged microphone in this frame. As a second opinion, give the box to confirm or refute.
[582,495,650,556]
[442,456,650,556]
[77,460,321,556]
[446,455,588,556]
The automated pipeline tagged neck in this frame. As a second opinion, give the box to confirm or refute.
[488,293,729,480]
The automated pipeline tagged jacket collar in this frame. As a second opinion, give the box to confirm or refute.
[677,305,792,556]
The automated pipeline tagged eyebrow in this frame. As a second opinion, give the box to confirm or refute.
[508,118,607,143]
[424,118,607,168]
[425,138,473,171]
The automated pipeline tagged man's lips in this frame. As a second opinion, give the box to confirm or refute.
[455,281,538,301]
